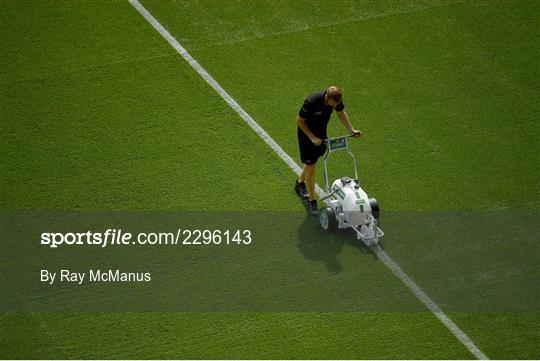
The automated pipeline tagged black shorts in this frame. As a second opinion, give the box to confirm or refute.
[298,130,327,165]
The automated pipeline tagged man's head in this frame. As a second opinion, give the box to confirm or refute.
[324,85,342,108]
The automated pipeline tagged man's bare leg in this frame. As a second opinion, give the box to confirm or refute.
[298,165,306,184]
[304,163,317,201]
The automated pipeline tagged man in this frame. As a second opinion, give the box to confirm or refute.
[294,86,363,216]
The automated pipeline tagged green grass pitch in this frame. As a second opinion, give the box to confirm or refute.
[1,0,538,359]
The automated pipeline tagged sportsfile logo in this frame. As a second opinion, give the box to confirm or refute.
[40,229,252,248]
[41,229,132,248]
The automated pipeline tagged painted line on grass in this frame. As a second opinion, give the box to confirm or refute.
[129,1,488,359]
[374,247,488,359]
[128,0,324,197]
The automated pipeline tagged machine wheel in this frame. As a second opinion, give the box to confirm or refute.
[369,198,380,220]
[319,207,338,231]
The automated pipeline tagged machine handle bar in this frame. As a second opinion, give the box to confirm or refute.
[324,132,360,143]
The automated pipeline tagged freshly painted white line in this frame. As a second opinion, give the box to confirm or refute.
[374,246,488,359]
[128,0,324,196]
[129,1,488,359]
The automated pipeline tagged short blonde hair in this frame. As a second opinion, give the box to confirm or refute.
[326,86,342,102]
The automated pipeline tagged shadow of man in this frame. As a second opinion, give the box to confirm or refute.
[296,209,365,274]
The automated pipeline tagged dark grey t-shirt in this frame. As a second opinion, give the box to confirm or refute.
[298,90,344,139]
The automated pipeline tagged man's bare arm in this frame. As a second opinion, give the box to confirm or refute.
[337,111,363,137]
[297,115,323,145]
